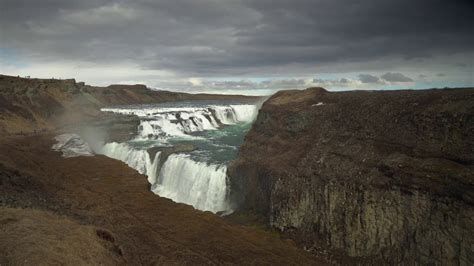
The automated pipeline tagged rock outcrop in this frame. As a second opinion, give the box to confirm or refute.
[228,87,474,264]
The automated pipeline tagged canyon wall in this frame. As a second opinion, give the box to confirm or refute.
[228,87,474,264]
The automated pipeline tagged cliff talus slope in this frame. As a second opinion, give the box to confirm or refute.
[228,87,474,264]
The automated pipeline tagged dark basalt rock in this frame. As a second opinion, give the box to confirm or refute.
[228,87,474,264]
[148,143,197,162]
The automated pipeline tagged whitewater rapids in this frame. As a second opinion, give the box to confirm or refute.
[103,104,257,141]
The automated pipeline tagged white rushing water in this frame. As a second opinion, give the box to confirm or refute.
[153,154,228,212]
[102,104,257,141]
[99,102,258,214]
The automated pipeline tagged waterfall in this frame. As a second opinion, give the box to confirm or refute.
[98,103,257,214]
[98,143,228,213]
[152,154,228,213]
[229,105,258,122]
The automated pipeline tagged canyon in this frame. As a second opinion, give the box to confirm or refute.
[0,75,321,264]
[1,74,473,264]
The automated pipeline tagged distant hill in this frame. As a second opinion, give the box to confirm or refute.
[0,74,260,134]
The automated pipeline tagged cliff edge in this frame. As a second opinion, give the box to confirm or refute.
[228,87,474,264]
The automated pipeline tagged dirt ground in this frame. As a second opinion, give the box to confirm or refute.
[0,133,325,265]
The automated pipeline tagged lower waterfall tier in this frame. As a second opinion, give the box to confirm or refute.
[153,154,228,213]
[98,142,229,213]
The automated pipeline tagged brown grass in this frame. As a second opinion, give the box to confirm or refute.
[0,207,123,265]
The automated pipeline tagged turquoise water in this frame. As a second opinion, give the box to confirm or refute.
[172,122,252,164]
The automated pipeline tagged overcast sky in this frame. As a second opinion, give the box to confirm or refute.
[0,0,473,95]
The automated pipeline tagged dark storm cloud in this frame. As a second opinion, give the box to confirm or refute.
[1,0,473,76]
[358,74,381,84]
[339,78,350,84]
[381,72,413,82]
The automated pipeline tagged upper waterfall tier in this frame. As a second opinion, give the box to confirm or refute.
[102,104,257,140]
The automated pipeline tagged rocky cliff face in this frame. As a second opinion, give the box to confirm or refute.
[228,87,474,264]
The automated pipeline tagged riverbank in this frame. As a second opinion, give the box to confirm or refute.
[0,132,324,264]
